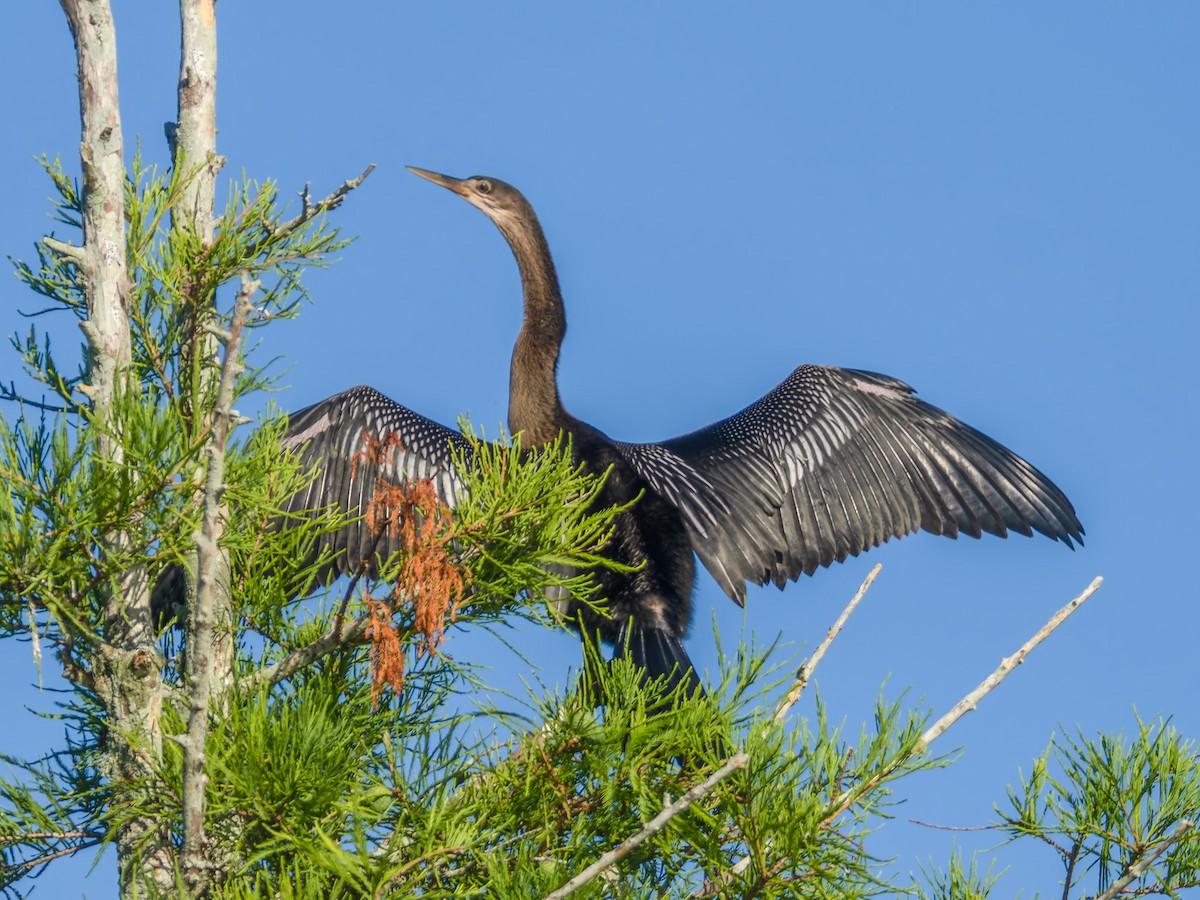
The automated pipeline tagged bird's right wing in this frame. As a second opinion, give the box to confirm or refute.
[279,385,473,588]
[615,365,1082,603]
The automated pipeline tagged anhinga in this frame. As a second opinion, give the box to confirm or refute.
[279,167,1083,690]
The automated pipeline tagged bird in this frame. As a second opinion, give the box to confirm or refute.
[277,166,1083,694]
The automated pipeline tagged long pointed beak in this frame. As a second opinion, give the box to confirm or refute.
[407,166,468,195]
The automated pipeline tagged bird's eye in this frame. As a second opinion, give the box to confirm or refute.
[476,180,492,195]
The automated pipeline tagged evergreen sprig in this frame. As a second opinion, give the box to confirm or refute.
[999,716,1200,898]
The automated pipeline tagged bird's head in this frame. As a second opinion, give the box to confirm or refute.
[407,166,535,234]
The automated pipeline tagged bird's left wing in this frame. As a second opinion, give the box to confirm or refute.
[280,385,473,588]
[614,364,1082,603]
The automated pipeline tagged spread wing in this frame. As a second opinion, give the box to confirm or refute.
[615,364,1083,602]
[280,385,472,586]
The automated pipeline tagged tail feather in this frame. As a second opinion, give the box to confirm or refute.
[594,622,728,765]
[614,620,703,699]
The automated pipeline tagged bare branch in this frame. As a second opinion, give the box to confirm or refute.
[58,0,131,402]
[701,577,1104,897]
[544,751,751,899]
[173,0,220,236]
[272,164,376,237]
[244,612,375,690]
[1094,819,1195,900]
[772,564,880,724]
[695,566,881,897]
[41,236,85,265]
[916,576,1102,751]
[180,275,255,886]
[823,576,1104,825]
[0,383,79,413]
[59,0,171,890]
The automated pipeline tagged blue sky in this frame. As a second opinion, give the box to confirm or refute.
[2,3,1197,896]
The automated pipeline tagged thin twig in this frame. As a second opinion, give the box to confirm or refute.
[906,819,996,833]
[0,831,100,844]
[701,576,1103,897]
[8,836,103,875]
[332,572,365,643]
[243,612,375,690]
[772,564,880,724]
[272,164,375,237]
[242,510,405,689]
[1094,819,1195,900]
[1062,837,1082,900]
[544,751,750,899]
[0,383,79,413]
[41,235,85,265]
[333,525,391,642]
[822,576,1104,825]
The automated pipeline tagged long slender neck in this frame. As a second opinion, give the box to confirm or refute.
[503,216,568,445]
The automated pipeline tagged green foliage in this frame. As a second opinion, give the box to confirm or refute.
[914,850,1003,900]
[1,153,354,649]
[999,716,1200,898]
[10,154,346,415]
[446,425,636,618]
[169,634,943,899]
[0,154,364,893]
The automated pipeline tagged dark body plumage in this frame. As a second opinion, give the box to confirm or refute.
[277,168,1084,688]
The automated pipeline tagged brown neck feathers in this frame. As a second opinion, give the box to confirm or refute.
[502,215,568,445]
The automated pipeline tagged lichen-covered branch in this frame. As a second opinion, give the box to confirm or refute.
[58,0,172,892]
[173,0,221,235]
[180,275,255,889]
[41,235,86,267]
[58,0,131,409]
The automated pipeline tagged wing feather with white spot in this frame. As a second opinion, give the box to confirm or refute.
[280,385,472,586]
[615,364,1083,602]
